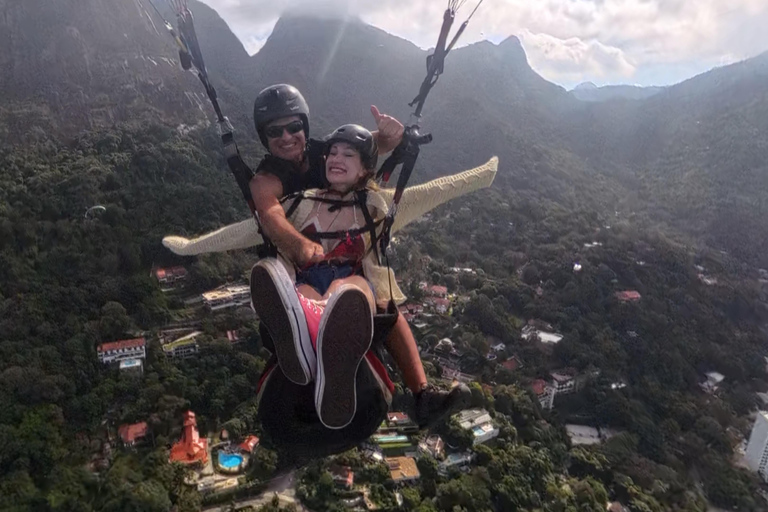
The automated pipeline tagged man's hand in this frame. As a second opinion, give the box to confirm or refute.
[371,105,404,154]
[297,240,325,267]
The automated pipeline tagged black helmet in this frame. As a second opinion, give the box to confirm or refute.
[325,124,379,170]
[253,84,310,148]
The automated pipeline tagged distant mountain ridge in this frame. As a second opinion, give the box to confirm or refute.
[570,82,665,102]
[1,4,768,265]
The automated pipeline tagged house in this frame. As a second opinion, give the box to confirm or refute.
[97,338,146,364]
[155,266,188,286]
[418,435,445,459]
[701,371,725,394]
[441,368,476,384]
[163,332,202,359]
[169,411,208,467]
[427,285,448,298]
[387,457,420,483]
[615,290,641,302]
[202,285,250,311]
[521,327,563,344]
[330,466,354,490]
[501,356,522,372]
[532,379,555,410]
[238,435,259,453]
[387,412,413,426]
[565,425,602,446]
[438,452,475,475]
[491,342,506,352]
[425,297,450,314]
[550,371,577,395]
[226,330,242,344]
[118,422,148,447]
[119,358,143,376]
[435,338,455,353]
[456,409,499,445]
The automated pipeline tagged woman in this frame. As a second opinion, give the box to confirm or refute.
[251,124,459,431]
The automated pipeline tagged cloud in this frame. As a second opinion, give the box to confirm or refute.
[196,0,768,86]
[519,31,636,85]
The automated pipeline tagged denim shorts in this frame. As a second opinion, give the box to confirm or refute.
[295,262,374,297]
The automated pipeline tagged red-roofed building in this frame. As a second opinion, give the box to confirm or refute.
[428,285,448,298]
[155,266,188,285]
[226,330,242,344]
[387,412,412,425]
[501,356,522,372]
[170,411,208,467]
[615,290,641,302]
[531,379,555,410]
[330,466,354,489]
[97,338,146,364]
[239,435,259,453]
[118,422,148,447]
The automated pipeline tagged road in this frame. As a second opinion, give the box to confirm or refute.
[202,470,308,512]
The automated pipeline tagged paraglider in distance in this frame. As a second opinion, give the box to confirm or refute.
[85,205,106,220]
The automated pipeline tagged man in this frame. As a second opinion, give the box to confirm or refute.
[249,84,469,428]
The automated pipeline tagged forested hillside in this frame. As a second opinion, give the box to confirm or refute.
[1,1,768,511]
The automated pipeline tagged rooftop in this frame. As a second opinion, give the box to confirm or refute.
[387,457,420,482]
[531,379,550,396]
[98,338,146,353]
[239,435,259,453]
[615,290,641,302]
[118,422,148,444]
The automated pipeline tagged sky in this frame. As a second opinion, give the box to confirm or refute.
[197,0,768,89]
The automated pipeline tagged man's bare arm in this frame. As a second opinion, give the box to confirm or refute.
[250,173,324,266]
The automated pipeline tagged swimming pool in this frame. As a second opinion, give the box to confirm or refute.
[218,452,243,469]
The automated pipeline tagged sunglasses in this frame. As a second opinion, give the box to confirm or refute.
[264,120,304,139]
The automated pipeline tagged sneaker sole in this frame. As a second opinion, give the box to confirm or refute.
[250,260,315,385]
[315,286,373,430]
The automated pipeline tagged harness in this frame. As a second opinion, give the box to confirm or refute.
[281,189,384,266]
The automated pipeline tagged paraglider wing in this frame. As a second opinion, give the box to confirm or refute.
[85,205,107,219]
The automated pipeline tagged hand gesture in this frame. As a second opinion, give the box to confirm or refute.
[371,105,404,146]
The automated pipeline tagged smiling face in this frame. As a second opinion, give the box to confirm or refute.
[326,141,367,192]
[265,115,306,162]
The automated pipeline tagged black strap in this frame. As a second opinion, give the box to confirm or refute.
[358,190,382,265]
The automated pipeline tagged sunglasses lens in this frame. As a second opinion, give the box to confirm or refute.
[286,121,304,134]
[265,121,304,139]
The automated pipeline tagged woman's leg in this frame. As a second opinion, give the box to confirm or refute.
[323,276,376,310]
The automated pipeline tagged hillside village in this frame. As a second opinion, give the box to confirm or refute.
[83,233,768,512]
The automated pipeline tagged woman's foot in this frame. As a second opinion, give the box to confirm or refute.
[250,259,316,386]
[315,285,373,430]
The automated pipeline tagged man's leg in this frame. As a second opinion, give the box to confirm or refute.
[385,312,471,429]
[385,315,428,394]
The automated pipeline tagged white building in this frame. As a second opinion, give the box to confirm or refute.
[532,380,556,410]
[202,285,250,311]
[456,409,499,445]
[163,332,202,359]
[701,371,725,394]
[521,325,563,344]
[97,338,146,364]
[746,411,768,482]
[551,372,577,395]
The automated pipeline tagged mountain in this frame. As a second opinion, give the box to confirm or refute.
[570,82,665,102]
